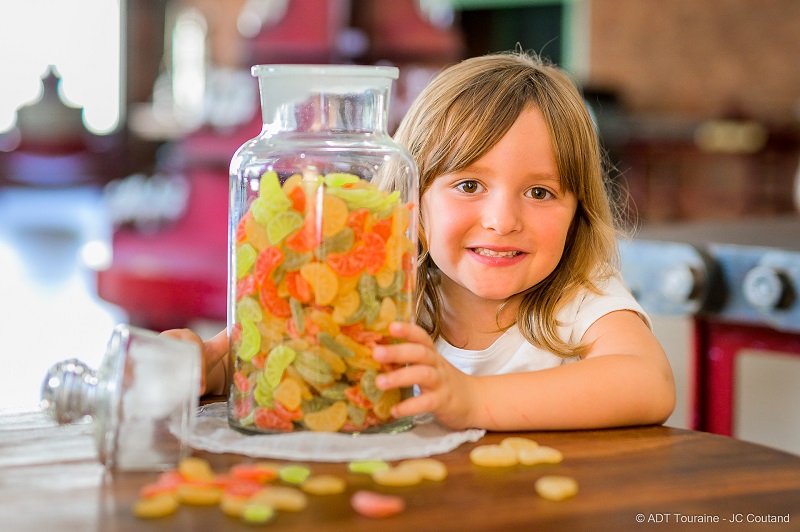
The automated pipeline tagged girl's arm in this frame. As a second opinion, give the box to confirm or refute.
[373,311,675,431]
[159,328,229,396]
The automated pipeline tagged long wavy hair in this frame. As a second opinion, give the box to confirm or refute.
[393,51,623,358]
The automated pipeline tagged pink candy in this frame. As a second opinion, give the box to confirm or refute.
[350,490,406,518]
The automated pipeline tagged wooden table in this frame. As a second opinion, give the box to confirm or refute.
[1,406,798,531]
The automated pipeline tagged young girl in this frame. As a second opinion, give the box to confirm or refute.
[165,51,675,431]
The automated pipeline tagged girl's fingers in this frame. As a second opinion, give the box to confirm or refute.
[375,363,436,391]
[388,321,435,348]
[372,341,433,366]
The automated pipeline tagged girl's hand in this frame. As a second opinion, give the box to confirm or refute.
[372,322,478,430]
[159,328,229,396]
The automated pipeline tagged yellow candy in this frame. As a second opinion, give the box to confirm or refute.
[534,475,579,501]
[282,173,302,194]
[219,494,249,518]
[368,296,397,331]
[374,266,396,289]
[177,484,223,506]
[500,436,539,453]
[335,333,372,358]
[391,203,410,237]
[178,457,215,483]
[517,446,563,466]
[313,345,347,375]
[133,493,179,519]
[372,387,400,420]
[301,474,347,495]
[284,367,314,400]
[251,486,308,512]
[372,466,422,487]
[273,377,303,411]
[321,194,349,238]
[469,444,518,467]
[300,262,339,306]
[395,458,448,482]
[309,309,340,336]
[332,290,360,324]
[303,400,348,432]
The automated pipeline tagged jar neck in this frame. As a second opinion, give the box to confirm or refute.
[254,66,396,135]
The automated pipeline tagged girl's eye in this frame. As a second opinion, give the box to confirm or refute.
[527,187,553,200]
[455,180,482,194]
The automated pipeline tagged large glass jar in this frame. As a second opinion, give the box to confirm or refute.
[228,65,418,434]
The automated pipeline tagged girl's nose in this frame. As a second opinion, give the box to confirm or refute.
[480,194,523,235]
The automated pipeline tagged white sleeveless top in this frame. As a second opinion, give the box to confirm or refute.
[434,274,650,376]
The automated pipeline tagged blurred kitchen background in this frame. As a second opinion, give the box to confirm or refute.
[1,0,798,455]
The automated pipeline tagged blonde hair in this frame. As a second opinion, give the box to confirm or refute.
[393,51,622,358]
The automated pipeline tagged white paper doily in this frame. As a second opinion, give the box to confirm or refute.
[188,402,485,462]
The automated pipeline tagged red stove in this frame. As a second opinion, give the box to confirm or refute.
[619,215,800,436]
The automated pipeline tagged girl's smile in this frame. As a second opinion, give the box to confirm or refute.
[421,105,578,310]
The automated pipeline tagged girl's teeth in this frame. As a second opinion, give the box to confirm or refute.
[474,248,519,258]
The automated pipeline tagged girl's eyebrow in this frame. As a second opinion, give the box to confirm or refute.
[454,164,561,184]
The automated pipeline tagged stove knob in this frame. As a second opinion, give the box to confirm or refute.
[742,266,788,310]
[660,264,701,304]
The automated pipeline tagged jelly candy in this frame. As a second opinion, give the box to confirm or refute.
[267,210,304,245]
[272,376,303,411]
[237,319,260,363]
[469,444,518,467]
[500,436,539,453]
[278,464,312,485]
[350,490,406,518]
[300,262,339,306]
[241,503,275,524]
[264,345,297,388]
[347,460,390,474]
[372,466,422,487]
[303,400,348,432]
[395,458,448,482]
[178,484,223,506]
[301,474,346,495]
[254,407,293,431]
[254,246,284,283]
[251,486,309,512]
[517,446,563,466]
[230,463,279,484]
[534,475,579,501]
[236,243,258,279]
[133,493,180,518]
[236,296,263,323]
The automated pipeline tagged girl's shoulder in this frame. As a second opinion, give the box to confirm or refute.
[557,272,651,343]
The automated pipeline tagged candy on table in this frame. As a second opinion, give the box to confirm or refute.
[278,464,312,485]
[133,493,180,519]
[469,444,518,467]
[517,446,563,466]
[499,436,539,453]
[534,475,579,501]
[177,484,223,506]
[231,170,415,433]
[241,502,276,524]
[394,458,448,482]
[301,474,347,495]
[347,460,391,474]
[350,490,406,519]
[371,466,423,487]
[251,486,308,512]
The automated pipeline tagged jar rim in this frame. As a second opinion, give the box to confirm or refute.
[251,64,398,80]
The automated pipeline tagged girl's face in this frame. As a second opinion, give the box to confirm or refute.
[421,106,578,307]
